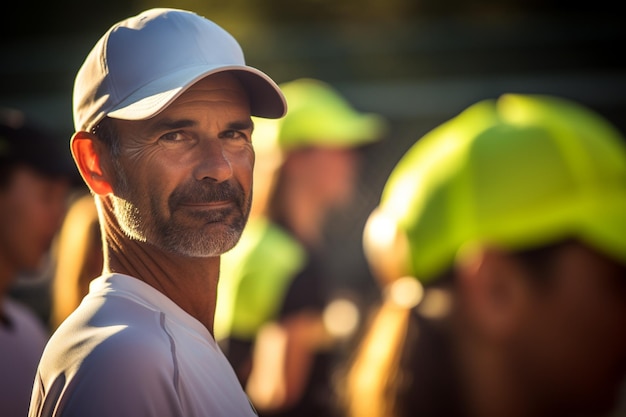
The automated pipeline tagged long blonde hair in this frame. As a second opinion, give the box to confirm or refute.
[49,191,102,330]
[341,208,423,417]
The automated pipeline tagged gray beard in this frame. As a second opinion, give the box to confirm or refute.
[110,159,250,258]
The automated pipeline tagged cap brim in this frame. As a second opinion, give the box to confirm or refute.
[108,64,286,122]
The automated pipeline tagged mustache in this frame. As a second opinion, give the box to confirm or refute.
[169,180,246,209]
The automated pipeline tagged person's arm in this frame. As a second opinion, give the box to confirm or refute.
[246,310,333,412]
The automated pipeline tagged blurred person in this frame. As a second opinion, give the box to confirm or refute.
[49,190,102,331]
[215,78,386,417]
[341,94,626,417]
[28,8,286,417]
[0,107,76,417]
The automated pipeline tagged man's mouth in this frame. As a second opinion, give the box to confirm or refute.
[179,200,233,209]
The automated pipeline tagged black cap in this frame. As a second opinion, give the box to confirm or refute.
[0,107,80,182]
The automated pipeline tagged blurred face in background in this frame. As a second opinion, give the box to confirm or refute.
[0,165,70,273]
[504,241,626,416]
[286,146,360,211]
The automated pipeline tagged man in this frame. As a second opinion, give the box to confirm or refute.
[215,78,385,416]
[0,107,77,417]
[29,8,286,417]
[343,94,626,417]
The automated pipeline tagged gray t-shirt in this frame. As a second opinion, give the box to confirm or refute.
[29,273,257,417]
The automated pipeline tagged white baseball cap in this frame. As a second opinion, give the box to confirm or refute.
[73,8,287,132]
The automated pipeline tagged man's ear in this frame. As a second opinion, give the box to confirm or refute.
[70,131,113,196]
[455,245,530,341]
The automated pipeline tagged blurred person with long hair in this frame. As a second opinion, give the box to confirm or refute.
[342,94,626,417]
[216,78,386,417]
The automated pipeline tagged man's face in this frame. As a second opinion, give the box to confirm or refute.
[0,166,70,272]
[510,242,626,416]
[105,73,255,258]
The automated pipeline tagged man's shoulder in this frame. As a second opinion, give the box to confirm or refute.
[43,291,175,371]
[32,300,178,417]
[31,314,182,417]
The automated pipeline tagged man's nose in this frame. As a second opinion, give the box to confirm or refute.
[193,140,233,182]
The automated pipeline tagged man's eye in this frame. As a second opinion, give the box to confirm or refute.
[221,130,249,141]
[160,131,185,142]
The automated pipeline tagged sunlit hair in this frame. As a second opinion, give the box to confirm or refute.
[50,192,103,330]
[342,297,413,417]
[340,272,451,417]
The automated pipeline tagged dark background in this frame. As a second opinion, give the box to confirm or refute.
[3,0,626,365]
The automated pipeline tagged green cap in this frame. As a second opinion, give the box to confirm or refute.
[376,94,626,283]
[253,78,385,152]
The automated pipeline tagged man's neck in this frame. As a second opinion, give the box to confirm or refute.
[104,237,221,335]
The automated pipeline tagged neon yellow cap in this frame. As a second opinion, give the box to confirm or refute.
[253,78,385,152]
[377,94,626,283]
